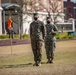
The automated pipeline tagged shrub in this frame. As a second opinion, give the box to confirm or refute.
[22,34,30,39]
[56,33,68,39]
[55,32,75,39]
[0,33,75,39]
[14,35,20,39]
[0,35,9,39]
[68,35,74,39]
[0,34,30,39]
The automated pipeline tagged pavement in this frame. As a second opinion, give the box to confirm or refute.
[0,39,30,46]
[0,38,76,46]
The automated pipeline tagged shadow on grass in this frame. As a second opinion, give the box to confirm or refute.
[0,63,33,69]
[0,62,47,69]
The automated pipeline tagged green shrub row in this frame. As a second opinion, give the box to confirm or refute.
[0,34,30,39]
[0,35,9,39]
[55,32,75,39]
[0,33,75,39]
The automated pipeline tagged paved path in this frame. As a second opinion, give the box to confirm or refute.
[0,39,30,46]
[0,38,76,46]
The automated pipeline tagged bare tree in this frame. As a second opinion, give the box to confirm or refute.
[15,0,64,22]
[14,0,40,38]
[37,0,64,24]
[14,0,64,36]
[13,0,24,39]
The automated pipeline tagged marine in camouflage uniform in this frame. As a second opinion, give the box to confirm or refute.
[30,13,46,66]
[45,17,58,63]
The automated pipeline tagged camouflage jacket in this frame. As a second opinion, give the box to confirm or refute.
[30,20,46,41]
[45,23,58,40]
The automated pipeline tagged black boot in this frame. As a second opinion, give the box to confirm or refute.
[49,58,53,63]
[33,61,38,66]
[46,58,50,63]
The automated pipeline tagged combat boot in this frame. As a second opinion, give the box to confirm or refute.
[46,58,50,63]
[49,58,53,63]
[33,61,38,66]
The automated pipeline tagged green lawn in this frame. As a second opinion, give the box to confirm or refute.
[0,40,76,75]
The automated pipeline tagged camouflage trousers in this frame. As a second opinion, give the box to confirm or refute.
[31,39,42,62]
[45,39,55,60]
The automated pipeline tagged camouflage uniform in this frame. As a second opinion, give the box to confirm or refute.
[45,23,58,62]
[30,20,46,65]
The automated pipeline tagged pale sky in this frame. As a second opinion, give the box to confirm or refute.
[64,0,67,1]
[64,0,76,3]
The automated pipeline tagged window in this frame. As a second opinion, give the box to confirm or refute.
[64,8,67,13]
[74,7,76,13]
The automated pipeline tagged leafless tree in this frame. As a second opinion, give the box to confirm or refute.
[14,0,64,36]
[14,0,41,38]
[14,0,64,23]
[37,0,64,24]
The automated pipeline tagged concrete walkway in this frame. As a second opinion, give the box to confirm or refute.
[0,38,76,46]
[0,39,30,46]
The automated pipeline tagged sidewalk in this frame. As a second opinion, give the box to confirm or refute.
[0,38,76,46]
[0,39,30,46]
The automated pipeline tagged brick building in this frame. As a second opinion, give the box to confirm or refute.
[64,0,76,27]
[64,0,76,19]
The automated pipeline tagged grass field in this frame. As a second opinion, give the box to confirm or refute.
[0,40,76,75]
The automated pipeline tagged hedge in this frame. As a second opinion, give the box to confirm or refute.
[0,33,75,39]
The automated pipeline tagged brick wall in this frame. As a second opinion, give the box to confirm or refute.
[64,0,76,19]
[0,0,1,6]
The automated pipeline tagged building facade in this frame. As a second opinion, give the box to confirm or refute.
[0,0,2,35]
[64,0,76,19]
[64,0,76,29]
